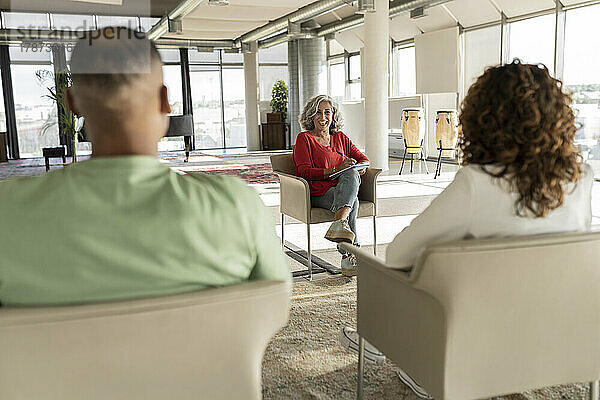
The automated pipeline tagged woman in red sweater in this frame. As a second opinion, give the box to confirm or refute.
[293,94,369,276]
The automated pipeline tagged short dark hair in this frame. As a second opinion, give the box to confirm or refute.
[70,27,161,91]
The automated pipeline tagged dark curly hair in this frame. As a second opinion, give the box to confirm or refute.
[459,60,582,218]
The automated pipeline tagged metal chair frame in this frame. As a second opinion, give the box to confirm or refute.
[399,138,429,175]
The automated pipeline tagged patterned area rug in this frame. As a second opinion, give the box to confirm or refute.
[261,278,590,399]
[179,163,279,184]
[0,153,280,184]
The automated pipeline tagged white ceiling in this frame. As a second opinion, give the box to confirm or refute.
[9,0,594,43]
[344,0,593,45]
[164,0,314,40]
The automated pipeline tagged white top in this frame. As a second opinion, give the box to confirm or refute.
[386,164,594,269]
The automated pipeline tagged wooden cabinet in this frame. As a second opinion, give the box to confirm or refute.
[0,132,7,163]
[261,122,288,150]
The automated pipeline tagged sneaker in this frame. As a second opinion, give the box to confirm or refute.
[325,219,355,243]
[396,368,433,399]
[341,254,357,277]
[338,326,385,364]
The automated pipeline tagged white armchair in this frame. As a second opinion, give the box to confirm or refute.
[271,153,381,280]
[0,280,290,400]
[342,232,600,400]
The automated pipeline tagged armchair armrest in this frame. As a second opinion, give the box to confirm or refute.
[275,171,311,224]
[358,168,382,206]
[339,243,414,284]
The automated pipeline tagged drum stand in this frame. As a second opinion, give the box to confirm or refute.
[434,140,455,179]
[399,138,429,175]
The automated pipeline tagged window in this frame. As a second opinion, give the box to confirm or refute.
[348,54,361,81]
[158,53,184,152]
[259,66,288,101]
[463,25,501,95]
[328,62,345,102]
[158,48,180,63]
[11,64,59,158]
[347,54,361,100]
[52,14,95,31]
[189,49,220,64]
[96,16,139,30]
[190,65,223,149]
[564,4,600,177]
[222,51,243,64]
[4,12,48,29]
[222,67,246,148]
[392,45,416,97]
[328,39,345,57]
[259,43,287,64]
[139,17,160,33]
[508,14,555,75]
[0,73,5,133]
[259,43,288,101]
[162,65,183,116]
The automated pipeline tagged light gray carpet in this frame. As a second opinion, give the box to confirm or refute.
[261,277,591,399]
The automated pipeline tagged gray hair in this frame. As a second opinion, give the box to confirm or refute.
[298,94,344,133]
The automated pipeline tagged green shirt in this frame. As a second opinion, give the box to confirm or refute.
[0,156,290,306]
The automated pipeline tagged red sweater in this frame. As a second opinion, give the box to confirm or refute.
[293,131,369,197]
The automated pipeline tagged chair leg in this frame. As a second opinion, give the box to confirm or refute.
[372,216,377,256]
[399,148,407,175]
[357,336,365,400]
[281,214,285,246]
[435,150,442,179]
[591,380,599,400]
[421,148,429,174]
[307,223,312,281]
[45,156,50,172]
[410,153,414,173]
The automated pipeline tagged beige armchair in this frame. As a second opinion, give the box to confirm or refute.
[0,280,290,400]
[341,232,600,400]
[270,153,381,280]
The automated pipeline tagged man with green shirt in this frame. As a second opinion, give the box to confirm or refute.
[0,28,291,306]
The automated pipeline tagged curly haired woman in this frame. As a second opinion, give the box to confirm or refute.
[293,94,370,276]
[368,60,594,399]
[386,60,593,270]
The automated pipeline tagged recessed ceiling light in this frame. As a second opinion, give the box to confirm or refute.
[208,0,229,5]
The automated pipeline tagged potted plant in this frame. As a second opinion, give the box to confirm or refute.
[268,79,288,123]
[36,69,83,162]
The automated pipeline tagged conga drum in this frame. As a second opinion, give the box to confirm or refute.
[434,110,458,158]
[401,108,424,154]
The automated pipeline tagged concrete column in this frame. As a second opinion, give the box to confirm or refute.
[243,41,260,151]
[299,37,327,108]
[364,0,389,170]
[289,37,326,145]
[288,40,301,144]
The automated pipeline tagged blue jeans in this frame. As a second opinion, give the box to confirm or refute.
[311,168,360,255]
